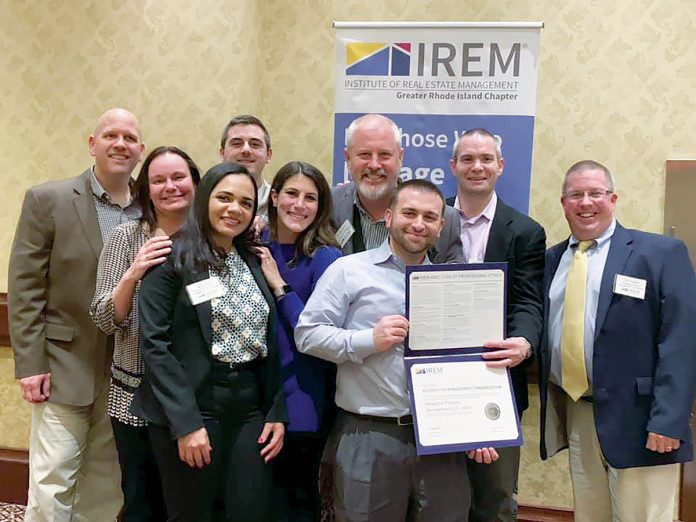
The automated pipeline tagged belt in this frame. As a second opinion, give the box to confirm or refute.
[211,358,261,372]
[342,409,413,426]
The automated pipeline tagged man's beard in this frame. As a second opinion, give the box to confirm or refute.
[391,228,434,257]
[355,171,396,201]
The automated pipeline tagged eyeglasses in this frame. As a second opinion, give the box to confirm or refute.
[564,189,613,201]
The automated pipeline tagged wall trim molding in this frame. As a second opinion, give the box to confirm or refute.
[0,447,576,520]
[517,504,574,521]
[0,447,28,505]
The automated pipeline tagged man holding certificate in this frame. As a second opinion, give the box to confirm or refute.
[540,160,696,522]
[447,128,546,522]
[296,180,497,521]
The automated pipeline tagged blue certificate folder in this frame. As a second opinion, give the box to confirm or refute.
[404,263,521,455]
[405,354,523,456]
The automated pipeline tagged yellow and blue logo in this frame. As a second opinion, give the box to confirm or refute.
[346,42,411,76]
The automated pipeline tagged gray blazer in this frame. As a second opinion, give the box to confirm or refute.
[9,169,111,406]
[331,182,464,263]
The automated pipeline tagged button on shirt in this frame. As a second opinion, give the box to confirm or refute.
[296,239,428,417]
[454,192,497,263]
[548,219,616,390]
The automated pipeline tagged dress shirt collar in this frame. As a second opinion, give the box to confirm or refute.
[258,178,271,206]
[90,166,109,200]
[353,189,385,224]
[371,238,432,268]
[453,192,497,224]
[90,166,135,204]
[568,218,616,252]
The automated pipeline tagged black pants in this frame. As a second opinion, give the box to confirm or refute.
[111,418,167,522]
[149,363,275,521]
[273,432,326,521]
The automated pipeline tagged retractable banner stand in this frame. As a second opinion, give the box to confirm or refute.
[332,21,543,212]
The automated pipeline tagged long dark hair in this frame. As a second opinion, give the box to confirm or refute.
[173,163,258,272]
[267,161,339,258]
[133,146,201,231]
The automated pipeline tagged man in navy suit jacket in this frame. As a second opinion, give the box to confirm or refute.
[540,160,696,522]
[448,128,545,522]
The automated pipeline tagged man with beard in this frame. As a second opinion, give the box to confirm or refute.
[296,180,497,521]
[331,113,463,262]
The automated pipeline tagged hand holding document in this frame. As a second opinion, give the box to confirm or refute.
[405,263,523,455]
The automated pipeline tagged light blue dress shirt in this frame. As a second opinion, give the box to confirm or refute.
[295,239,429,417]
[548,219,616,390]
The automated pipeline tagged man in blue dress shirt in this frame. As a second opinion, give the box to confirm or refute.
[297,179,497,521]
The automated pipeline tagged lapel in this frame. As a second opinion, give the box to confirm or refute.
[188,250,275,348]
[484,198,514,262]
[542,240,569,373]
[594,223,632,340]
[332,184,356,255]
[187,269,213,347]
[72,169,103,259]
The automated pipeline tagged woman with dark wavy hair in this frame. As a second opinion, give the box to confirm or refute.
[256,161,341,521]
[132,163,286,521]
[91,145,200,521]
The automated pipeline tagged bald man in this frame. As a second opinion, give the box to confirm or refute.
[9,108,145,521]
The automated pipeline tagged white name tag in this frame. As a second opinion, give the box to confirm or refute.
[335,219,355,248]
[186,277,226,305]
[613,274,647,300]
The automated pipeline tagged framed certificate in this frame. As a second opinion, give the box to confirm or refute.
[406,354,523,455]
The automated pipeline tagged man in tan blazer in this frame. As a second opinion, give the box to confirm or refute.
[9,108,144,521]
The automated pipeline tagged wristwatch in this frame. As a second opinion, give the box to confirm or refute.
[274,284,292,299]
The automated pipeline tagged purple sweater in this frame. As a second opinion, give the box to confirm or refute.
[268,240,342,432]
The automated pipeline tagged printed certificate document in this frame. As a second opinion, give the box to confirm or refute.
[406,263,506,355]
[404,263,521,455]
[406,355,522,455]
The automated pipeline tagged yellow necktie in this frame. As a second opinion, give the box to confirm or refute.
[561,240,594,401]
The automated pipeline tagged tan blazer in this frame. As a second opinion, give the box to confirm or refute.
[9,169,111,406]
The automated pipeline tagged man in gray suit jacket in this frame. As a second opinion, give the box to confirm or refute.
[9,108,144,521]
[331,113,463,263]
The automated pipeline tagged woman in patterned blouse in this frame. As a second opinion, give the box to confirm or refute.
[256,161,341,521]
[132,163,287,521]
[90,146,201,521]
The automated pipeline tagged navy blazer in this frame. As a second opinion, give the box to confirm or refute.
[132,250,287,439]
[539,222,696,468]
[332,182,464,263]
[446,196,546,414]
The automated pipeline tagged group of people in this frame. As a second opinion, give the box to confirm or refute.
[8,108,696,522]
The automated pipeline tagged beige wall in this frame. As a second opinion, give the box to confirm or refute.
[2,0,695,510]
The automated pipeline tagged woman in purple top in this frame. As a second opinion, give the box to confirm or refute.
[256,161,341,521]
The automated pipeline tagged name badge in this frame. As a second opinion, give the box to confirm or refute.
[613,274,647,300]
[335,219,355,248]
[186,277,226,305]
